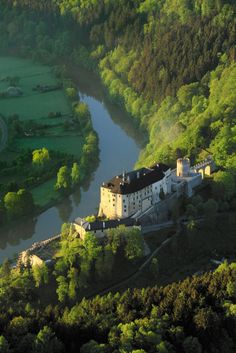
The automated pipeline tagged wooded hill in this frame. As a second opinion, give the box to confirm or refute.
[2,0,235,170]
[0,258,236,352]
[0,2,236,352]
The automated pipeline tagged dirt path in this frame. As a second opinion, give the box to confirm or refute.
[0,116,7,152]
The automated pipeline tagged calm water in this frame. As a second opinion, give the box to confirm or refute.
[0,67,145,262]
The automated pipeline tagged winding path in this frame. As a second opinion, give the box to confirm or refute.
[0,116,7,152]
[87,234,173,298]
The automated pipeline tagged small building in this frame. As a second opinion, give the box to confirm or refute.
[6,86,23,97]
[19,251,44,267]
[74,217,138,240]
[98,163,172,219]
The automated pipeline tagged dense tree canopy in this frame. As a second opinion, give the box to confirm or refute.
[0,1,236,352]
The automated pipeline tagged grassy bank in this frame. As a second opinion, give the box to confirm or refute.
[0,56,99,224]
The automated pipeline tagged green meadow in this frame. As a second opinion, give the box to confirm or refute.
[31,178,58,207]
[0,56,84,207]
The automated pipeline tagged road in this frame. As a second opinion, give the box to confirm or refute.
[142,220,174,234]
[0,116,7,152]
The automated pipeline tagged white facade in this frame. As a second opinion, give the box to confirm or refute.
[99,168,172,219]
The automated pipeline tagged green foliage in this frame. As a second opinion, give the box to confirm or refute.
[0,254,236,352]
[71,162,80,186]
[61,222,71,238]
[74,102,91,126]
[4,188,34,218]
[0,2,236,352]
[34,326,63,353]
[84,214,96,222]
[32,148,50,167]
[0,336,10,353]
[107,225,144,260]
[32,263,49,288]
[138,61,236,169]
[226,281,236,298]
[83,232,102,261]
[66,87,77,100]
[56,275,68,303]
[55,165,71,191]
[80,339,107,353]
[213,171,235,201]
[124,227,144,260]
[68,267,79,300]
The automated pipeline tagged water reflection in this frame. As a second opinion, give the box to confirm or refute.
[72,187,81,207]
[0,217,36,249]
[75,66,146,147]
[56,198,73,223]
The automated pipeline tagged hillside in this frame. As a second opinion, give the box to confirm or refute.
[0,258,236,352]
[0,1,235,352]
[1,1,235,168]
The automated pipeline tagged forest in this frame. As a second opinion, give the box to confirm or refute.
[0,0,236,352]
[0,256,236,352]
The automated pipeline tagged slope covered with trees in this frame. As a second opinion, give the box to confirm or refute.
[0,258,236,352]
[2,0,235,174]
[0,1,236,352]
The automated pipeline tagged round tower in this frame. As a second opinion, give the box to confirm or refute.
[176,158,190,177]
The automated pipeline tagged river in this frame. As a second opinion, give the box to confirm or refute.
[0,66,145,262]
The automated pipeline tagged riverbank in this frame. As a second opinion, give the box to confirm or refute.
[0,56,99,230]
[0,61,143,262]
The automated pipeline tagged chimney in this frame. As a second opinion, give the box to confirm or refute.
[137,171,140,179]
[122,171,126,182]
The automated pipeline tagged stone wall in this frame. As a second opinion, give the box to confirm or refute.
[137,192,179,226]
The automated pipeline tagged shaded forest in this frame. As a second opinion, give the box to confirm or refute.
[0,258,236,352]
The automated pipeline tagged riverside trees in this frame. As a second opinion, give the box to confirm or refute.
[55,162,80,192]
[4,189,34,219]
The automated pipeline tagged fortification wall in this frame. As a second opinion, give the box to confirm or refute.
[137,192,178,226]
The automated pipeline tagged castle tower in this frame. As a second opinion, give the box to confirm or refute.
[176,158,190,177]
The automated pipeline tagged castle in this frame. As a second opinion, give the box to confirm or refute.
[98,157,215,220]
[98,163,172,219]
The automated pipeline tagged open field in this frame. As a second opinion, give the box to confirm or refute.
[0,56,82,150]
[31,178,57,207]
[0,56,84,208]
[15,135,84,158]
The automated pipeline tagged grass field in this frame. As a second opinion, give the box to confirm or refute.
[15,135,84,158]
[31,178,58,207]
[0,56,84,207]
